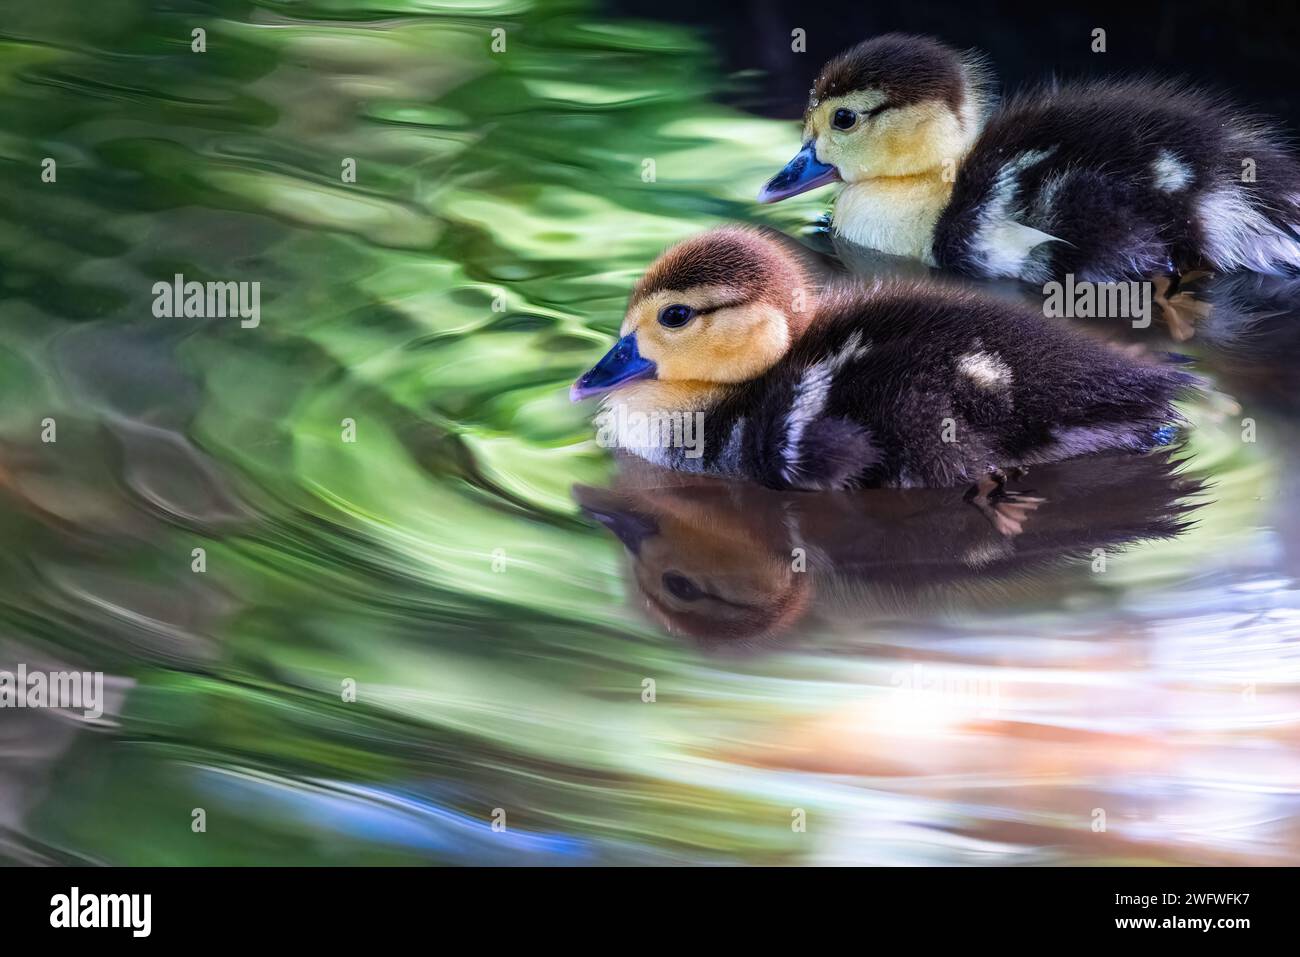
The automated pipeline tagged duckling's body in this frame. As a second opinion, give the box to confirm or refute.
[935,80,1300,282]
[761,34,1300,283]
[612,282,1191,490]
[572,228,1194,492]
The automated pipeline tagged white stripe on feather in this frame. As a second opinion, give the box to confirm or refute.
[779,332,871,483]
[1198,185,1300,274]
[972,147,1064,278]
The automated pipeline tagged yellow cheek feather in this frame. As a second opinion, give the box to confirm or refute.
[875,106,951,175]
[647,303,790,384]
[613,291,791,412]
[811,96,973,181]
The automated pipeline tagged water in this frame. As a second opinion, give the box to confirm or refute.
[1,0,1298,866]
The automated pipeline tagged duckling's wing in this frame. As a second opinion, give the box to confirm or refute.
[1007,346,1199,463]
[884,289,1197,468]
[779,416,882,491]
[940,78,1300,280]
[934,146,1067,281]
[722,338,884,492]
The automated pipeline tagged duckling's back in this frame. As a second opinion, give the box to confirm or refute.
[934,78,1300,281]
[703,282,1195,491]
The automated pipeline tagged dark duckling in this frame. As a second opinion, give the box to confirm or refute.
[759,33,1300,284]
[570,227,1195,492]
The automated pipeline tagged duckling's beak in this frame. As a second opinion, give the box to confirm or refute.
[570,333,657,401]
[757,141,839,203]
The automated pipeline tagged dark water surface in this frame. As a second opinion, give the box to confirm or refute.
[1,1,1298,865]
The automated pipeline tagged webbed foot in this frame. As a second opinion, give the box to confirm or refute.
[1152,270,1213,342]
[964,466,1043,537]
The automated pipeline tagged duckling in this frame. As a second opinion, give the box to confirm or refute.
[758,33,1300,284]
[569,227,1195,492]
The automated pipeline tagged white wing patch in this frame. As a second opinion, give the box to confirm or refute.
[1198,185,1300,274]
[972,147,1065,278]
[780,362,834,484]
[984,221,1063,277]
[1152,149,1192,192]
[958,350,1013,389]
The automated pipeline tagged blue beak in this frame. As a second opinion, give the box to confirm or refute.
[757,141,839,203]
[570,333,657,401]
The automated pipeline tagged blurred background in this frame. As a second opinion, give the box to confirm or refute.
[1,0,1298,865]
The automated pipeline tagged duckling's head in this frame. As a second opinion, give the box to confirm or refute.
[759,33,989,202]
[570,227,814,401]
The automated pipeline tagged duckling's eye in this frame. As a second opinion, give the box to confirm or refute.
[832,108,858,131]
[658,303,695,328]
[662,571,703,602]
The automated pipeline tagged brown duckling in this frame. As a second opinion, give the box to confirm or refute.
[759,33,1300,284]
[570,226,1195,491]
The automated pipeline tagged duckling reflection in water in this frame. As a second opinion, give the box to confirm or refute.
[577,452,1202,649]
[759,34,1300,287]
[571,227,1195,492]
